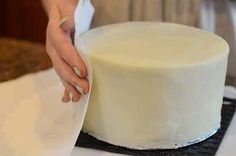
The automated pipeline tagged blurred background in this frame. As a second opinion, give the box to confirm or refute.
[0,0,235,86]
[0,0,47,43]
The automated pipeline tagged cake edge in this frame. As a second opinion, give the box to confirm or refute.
[82,124,220,150]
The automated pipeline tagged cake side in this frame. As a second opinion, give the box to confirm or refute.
[83,55,228,149]
[81,22,229,149]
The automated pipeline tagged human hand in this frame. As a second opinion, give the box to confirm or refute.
[46,0,89,103]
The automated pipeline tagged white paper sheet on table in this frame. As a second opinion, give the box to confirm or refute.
[0,68,87,156]
[0,70,64,156]
[0,1,95,156]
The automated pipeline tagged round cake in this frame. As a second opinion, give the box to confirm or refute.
[80,22,229,149]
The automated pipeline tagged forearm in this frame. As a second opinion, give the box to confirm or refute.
[41,0,79,16]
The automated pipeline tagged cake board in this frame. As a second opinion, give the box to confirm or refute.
[76,98,236,156]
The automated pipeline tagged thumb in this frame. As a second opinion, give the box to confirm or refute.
[60,14,75,31]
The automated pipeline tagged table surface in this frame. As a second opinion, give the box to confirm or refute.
[0,38,235,156]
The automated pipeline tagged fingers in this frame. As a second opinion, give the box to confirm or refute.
[57,0,77,31]
[60,15,75,31]
[46,38,89,99]
[49,26,87,77]
[61,78,81,103]
[46,4,90,104]
[47,3,87,78]
[48,43,89,94]
[62,89,70,103]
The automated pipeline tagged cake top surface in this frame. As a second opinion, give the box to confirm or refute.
[81,22,229,67]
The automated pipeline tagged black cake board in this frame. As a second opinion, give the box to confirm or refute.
[76,98,236,156]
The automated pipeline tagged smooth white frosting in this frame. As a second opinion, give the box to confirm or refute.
[80,22,229,149]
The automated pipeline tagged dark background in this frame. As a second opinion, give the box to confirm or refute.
[0,0,47,43]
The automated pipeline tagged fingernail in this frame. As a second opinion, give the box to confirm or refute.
[60,16,69,27]
[73,67,82,77]
[69,92,73,100]
[75,84,85,95]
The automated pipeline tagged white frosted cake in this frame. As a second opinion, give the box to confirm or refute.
[80,22,229,149]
